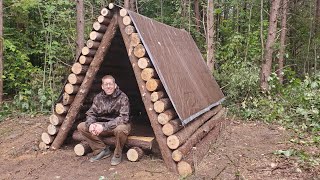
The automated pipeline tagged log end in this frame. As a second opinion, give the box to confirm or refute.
[177,161,193,177]
[167,135,180,150]
[172,150,183,162]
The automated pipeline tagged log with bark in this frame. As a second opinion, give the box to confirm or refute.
[154,98,172,113]
[72,131,155,150]
[166,105,223,149]
[93,22,107,33]
[127,147,144,162]
[50,16,119,150]
[141,68,158,81]
[146,78,162,92]
[125,25,136,35]
[74,142,92,156]
[79,55,93,65]
[62,93,75,105]
[130,33,141,47]
[123,15,132,25]
[177,118,224,177]
[47,124,60,135]
[137,57,151,69]
[41,132,54,144]
[150,91,166,102]
[120,8,128,17]
[157,108,177,125]
[71,63,89,75]
[55,103,70,115]
[68,74,84,85]
[81,47,97,57]
[162,119,182,136]
[100,8,112,18]
[64,83,80,95]
[39,141,50,150]
[86,40,100,49]
[97,15,111,26]
[172,109,225,162]
[89,31,104,41]
[50,114,65,126]
[133,44,146,58]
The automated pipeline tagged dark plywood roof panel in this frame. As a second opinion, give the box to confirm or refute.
[129,11,225,124]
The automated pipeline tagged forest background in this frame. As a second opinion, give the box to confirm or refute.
[0,0,319,162]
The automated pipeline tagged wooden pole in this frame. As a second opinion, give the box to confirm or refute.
[138,57,152,69]
[50,15,119,150]
[79,55,93,65]
[166,106,223,149]
[141,68,158,81]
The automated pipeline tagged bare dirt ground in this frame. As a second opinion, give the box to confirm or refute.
[0,115,319,180]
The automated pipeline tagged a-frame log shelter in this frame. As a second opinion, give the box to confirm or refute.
[40,4,225,176]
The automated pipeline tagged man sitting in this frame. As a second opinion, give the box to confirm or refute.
[77,75,131,165]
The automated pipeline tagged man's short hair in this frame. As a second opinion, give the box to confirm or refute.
[102,75,115,83]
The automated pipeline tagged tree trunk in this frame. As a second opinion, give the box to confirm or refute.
[76,0,85,61]
[0,0,3,105]
[50,15,118,150]
[194,0,201,32]
[315,0,320,35]
[277,0,288,84]
[206,0,215,72]
[124,0,130,9]
[260,0,281,92]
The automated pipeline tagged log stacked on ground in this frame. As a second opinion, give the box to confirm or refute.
[74,142,92,156]
[162,119,182,136]
[127,147,144,162]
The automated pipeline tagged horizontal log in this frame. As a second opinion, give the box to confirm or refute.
[146,78,162,92]
[133,44,146,58]
[177,118,224,177]
[62,92,75,105]
[154,98,172,113]
[72,131,155,150]
[151,91,166,102]
[55,103,70,115]
[71,63,89,75]
[108,3,115,9]
[74,142,92,156]
[123,15,132,26]
[162,119,182,136]
[141,68,158,81]
[167,106,224,150]
[138,57,152,69]
[81,47,97,57]
[120,8,128,17]
[130,33,141,47]
[125,25,136,35]
[86,40,100,49]
[97,15,111,26]
[158,109,177,125]
[79,55,93,65]
[127,147,144,162]
[90,31,104,41]
[93,21,107,33]
[41,132,54,144]
[50,114,65,126]
[65,83,80,95]
[47,124,59,135]
[100,8,112,17]
[68,74,84,85]
[172,110,225,162]
[39,141,50,150]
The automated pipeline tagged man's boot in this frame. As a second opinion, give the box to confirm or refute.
[90,147,112,162]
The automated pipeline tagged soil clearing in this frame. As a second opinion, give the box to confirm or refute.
[0,115,319,180]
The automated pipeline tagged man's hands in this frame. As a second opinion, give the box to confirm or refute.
[89,123,104,136]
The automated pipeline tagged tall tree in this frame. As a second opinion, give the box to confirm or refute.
[76,0,85,61]
[277,0,288,84]
[0,0,3,105]
[207,0,215,72]
[124,0,130,9]
[260,0,281,92]
[194,0,201,32]
[315,0,320,34]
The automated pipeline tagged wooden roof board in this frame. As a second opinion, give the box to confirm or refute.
[128,11,225,124]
